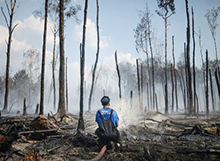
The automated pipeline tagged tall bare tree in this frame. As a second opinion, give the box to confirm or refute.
[146,4,156,110]
[172,36,178,111]
[185,0,194,114]
[1,0,20,112]
[136,59,141,109]
[88,0,100,112]
[192,7,197,113]
[206,50,209,114]
[66,57,68,112]
[77,0,88,132]
[39,0,49,115]
[57,0,66,117]
[156,0,175,114]
[205,7,220,68]
[134,6,150,111]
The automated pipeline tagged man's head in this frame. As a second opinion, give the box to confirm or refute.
[101,96,110,106]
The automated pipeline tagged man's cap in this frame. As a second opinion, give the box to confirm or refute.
[101,96,110,105]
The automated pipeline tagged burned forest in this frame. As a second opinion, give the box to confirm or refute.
[0,0,220,161]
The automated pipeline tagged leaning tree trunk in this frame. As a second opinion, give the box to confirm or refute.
[2,0,19,112]
[206,50,209,115]
[40,0,48,115]
[77,0,88,132]
[88,0,100,112]
[192,7,197,113]
[115,50,122,99]
[215,69,220,99]
[185,0,194,114]
[57,0,66,117]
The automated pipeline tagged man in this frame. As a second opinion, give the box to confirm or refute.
[95,96,120,151]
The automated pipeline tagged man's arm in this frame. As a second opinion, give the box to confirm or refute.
[116,122,119,127]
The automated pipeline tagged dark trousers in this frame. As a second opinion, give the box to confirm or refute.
[95,128,121,151]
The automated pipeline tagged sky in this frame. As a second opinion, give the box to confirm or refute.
[0,0,220,113]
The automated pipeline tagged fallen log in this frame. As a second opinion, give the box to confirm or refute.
[91,145,107,161]
[177,125,220,138]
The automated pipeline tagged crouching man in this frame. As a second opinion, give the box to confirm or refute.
[95,96,120,151]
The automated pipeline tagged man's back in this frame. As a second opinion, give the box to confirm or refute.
[95,107,119,128]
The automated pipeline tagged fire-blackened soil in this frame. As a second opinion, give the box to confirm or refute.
[1,111,220,161]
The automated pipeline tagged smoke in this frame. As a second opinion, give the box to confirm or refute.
[113,99,144,130]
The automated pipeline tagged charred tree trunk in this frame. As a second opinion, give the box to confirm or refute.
[78,0,88,132]
[171,64,174,112]
[141,63,144,109]
[35,104,39,115]
[52,25,57,110]
[147,14,155,110]
[1,0,19,112]
[136,59,141,109]
[192,7,197,114]
[155,93,158,112]
[23,98,27,116]
[66,57,68,113]
[40,0,48,115]
[164,13,168,114]
[145,35,150,111]
[180,72,186,112]
[130,91,133,109]
[198,28,206,111]
[195,94,199,114]
[115,50,122,99]
[57,0,66,117]
[88,0,100,112]
[172,36,178,111]
[209,68,215,111]
[206,50,209,115]
[215,68,220,100]
[185,0,194,114]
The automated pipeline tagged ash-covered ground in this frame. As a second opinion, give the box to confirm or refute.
[1,109,220,161]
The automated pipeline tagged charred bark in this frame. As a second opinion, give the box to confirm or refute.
[185,0,194,114]
[66,57,68,113]
[215,68,220,100]
[52,27,57,110]
[115,50,122,99]
[170,64,174,112]
[57,0,66,117]
[172,36,178,112]
[1,0,19,112]
[40,0,48,115]
[130,91,133,109]
[136,59,141,109]
[78,0,88,131]
[206,50,209,114]
[209,68,215,111]
[35,104,39,115]
[23,98,27,116]
[88,0,100,112]
[192,7,197,114]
